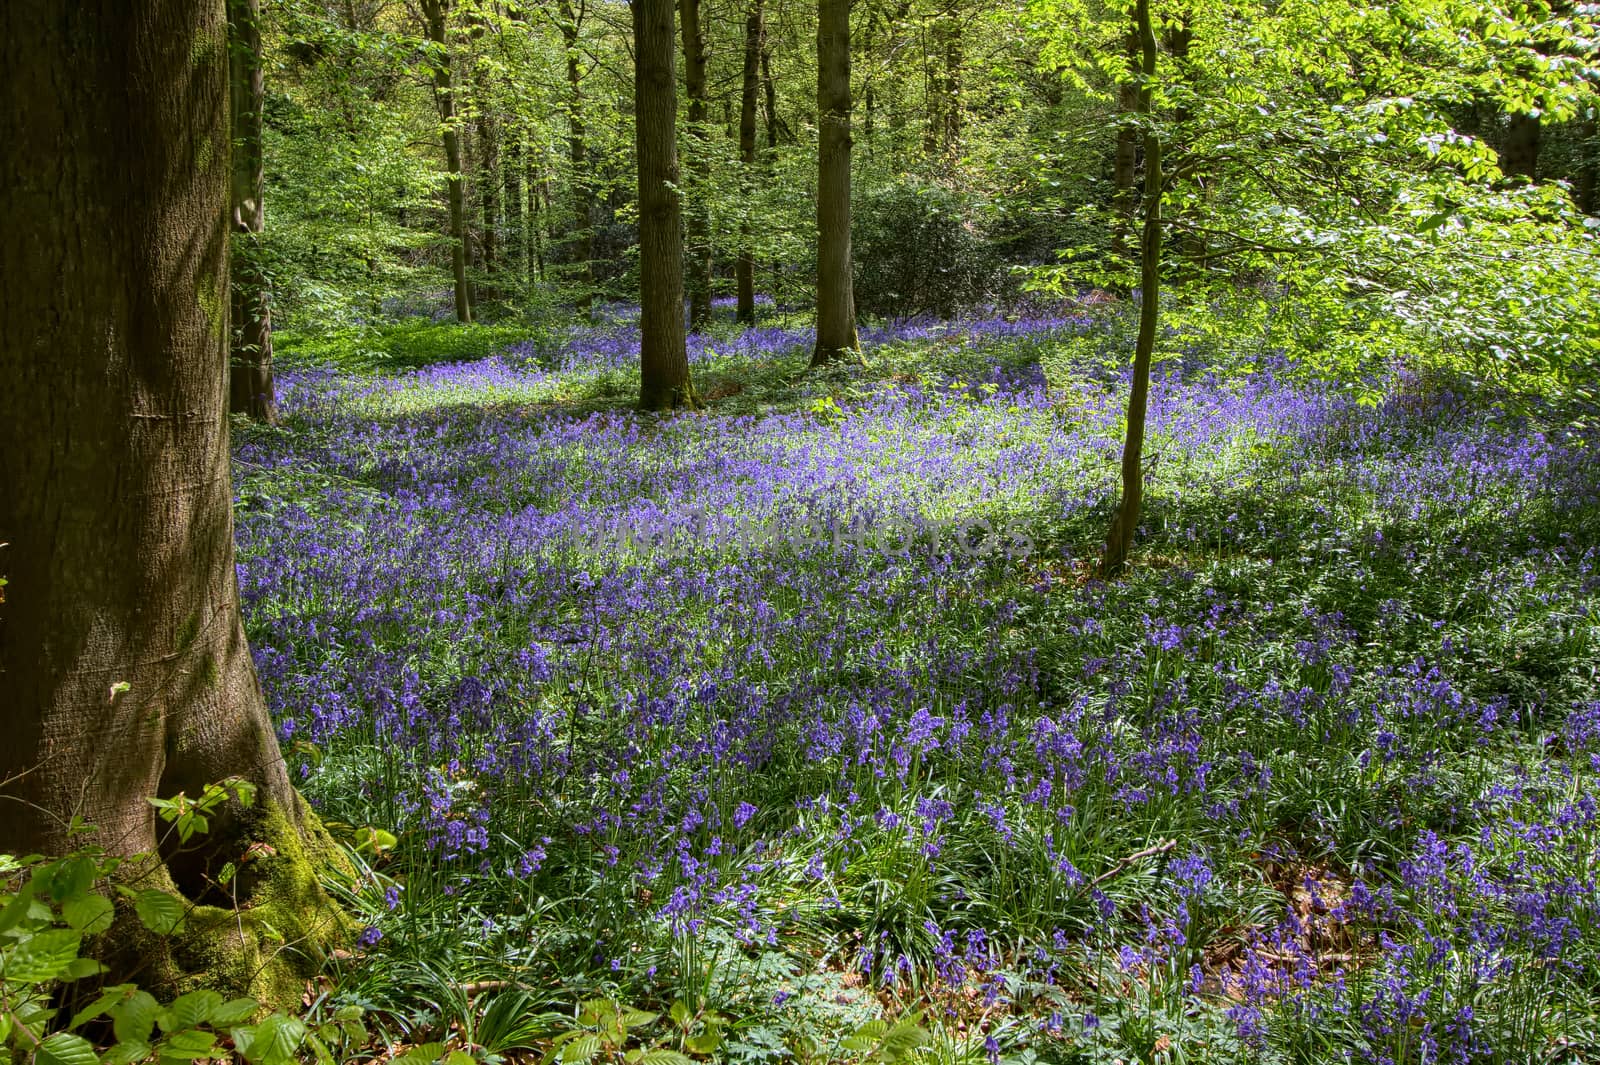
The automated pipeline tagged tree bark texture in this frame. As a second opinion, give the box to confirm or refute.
[0,0,309,865]
[812,0,860,365]
[228,0,277,423]
[635,0,697,409]
[736,0,764,324]
[558,0,595,316]
[680,0,714,330]
[422,0,473,323]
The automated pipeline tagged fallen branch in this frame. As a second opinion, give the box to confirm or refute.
[1086,838,1176,891]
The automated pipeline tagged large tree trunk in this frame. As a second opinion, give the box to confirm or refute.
[812,0,860,365]
[1101,0,1161,578]
[422,0,473,323]
[0,0,347,1000]
[635,0,697,409]
[558,0,595,317]
[680,0,714,331]
[736,0,764,324]
[228,0,277,423]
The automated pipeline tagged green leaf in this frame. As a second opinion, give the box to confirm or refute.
[559,1034,601,1064]
[685,1031,720,1055]
[36,1033,100,1065]
[161,990,224,1032]
[134,890,186,935]
[160,1028,218,1059]
[37,854,99,902]
[112,990,161,1044]
[4,929,83,982]
[242,1015,307,1065]
[444,1054,478,1065]
[392,1042,446,1064]
[636,1052,694,1065]
[209,998,260,1026]
[101,1042,153,1065]
[0,882,38,934]
[60,956,106,980]
[62,894,115,934]
[69,984,137,1030]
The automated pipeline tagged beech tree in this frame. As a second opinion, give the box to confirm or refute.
[635,0,697,409]
[812,0,861,365]
[736,0,765,323]
[0,0,346,997]
[422,0,475,323]
[680,0,714,331]
[229,0,278,423]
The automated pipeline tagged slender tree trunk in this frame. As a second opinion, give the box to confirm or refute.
[1502,111,1541,180]
[812,0,860,365]
[1102,0,1161,578]
[680,0,714,330]
[938,12,962,160]
[505,127,526,291]
[1577,118,1597,214]
[762,45,782,150]
[228,0,277,423]
[1,0,347,996]
[474,63,502,304]
[1111,25,1140,263]
[635,0,697,409]
[558,0,595,316]
[423,0,473,323]
[736,0,764,324]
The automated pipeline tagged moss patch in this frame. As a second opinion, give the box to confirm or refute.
[105,794,355,1011]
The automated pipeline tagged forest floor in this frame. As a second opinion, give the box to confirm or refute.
[237,302,1600,1063]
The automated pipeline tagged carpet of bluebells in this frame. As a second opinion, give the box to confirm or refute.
[239,304,1600,1063]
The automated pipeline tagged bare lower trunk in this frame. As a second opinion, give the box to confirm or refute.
[228,0,277,423]
[423,0,473,323]
[680,0,713,331]
[635,0,696,409]
[736,0,764,324]
[1102,0,1161,578]
[812,0,860,365]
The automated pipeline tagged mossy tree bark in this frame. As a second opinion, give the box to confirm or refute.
[812,0,861,366]
[1101,0,1161,578]
[422,0,474,323]
[228,0,277,424]
[635,0,697,410]
[0,0,347,1002]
